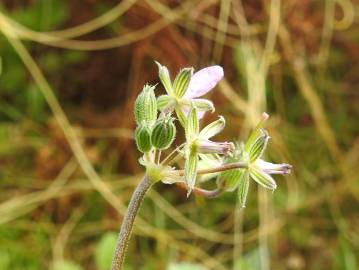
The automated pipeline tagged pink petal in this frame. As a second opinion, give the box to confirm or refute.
[184,65,224,99]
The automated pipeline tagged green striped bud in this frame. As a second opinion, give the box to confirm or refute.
[135,124,152,153]
[134,84,157,125]
[151,116,176,150]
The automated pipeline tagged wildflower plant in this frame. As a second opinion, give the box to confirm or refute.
[111,62,292,270]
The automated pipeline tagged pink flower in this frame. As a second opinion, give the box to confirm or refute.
[181,66,224,119]
[156,62,224,124]
[184,65,224,99]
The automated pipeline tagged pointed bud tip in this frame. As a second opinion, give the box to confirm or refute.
[154,60,161,67]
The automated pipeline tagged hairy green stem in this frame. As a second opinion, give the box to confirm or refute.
[111,175,152,270]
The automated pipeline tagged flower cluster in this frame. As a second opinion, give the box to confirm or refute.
[134,62,292,206]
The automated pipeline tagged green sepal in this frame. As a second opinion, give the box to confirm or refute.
[249,167,277,190]
[175,106,186,127]
[173,67,193,98]
[157,95,172,111]
[199,116,225,140]
[237,171,250,207]
[185,105,199,141]
[155,61,173,95]
[244,113,269,152]
[185,149,198,196]
[248,129,269,162]
[218,168,245,192]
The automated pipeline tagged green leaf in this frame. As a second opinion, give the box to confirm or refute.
[95,232,118,270]
[173,67,193,98]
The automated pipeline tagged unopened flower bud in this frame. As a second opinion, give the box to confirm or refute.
[135,124,152,153]
[151,116,176,150]
[196,139,234,155]
[255,159,292,175]
[134,84,157,125]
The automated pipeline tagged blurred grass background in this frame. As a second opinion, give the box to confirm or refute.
[0,0,358,269]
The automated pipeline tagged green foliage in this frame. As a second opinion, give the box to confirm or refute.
[333,239,357,270]
[95,232,118,270]
[54,260,83,270]
[234,249,261,270]
[4,0,67,31]
[0,0,86,124]
[0,250,10,270]
[0,226,45,269]
[26,83,47,122]
[167,262,207,270]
